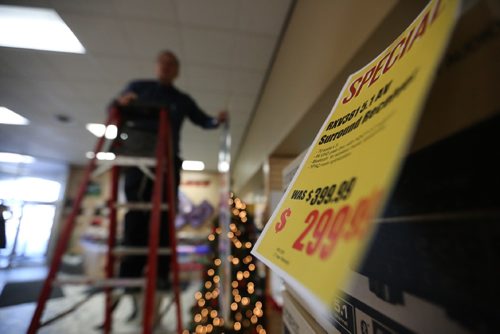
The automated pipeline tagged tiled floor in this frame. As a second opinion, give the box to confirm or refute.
[0,264,48,291]
[0,265,284,333]
[0,265,201,334]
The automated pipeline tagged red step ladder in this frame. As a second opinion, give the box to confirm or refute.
[28,107,183,334]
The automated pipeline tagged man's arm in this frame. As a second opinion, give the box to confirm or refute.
[185,96,227,129]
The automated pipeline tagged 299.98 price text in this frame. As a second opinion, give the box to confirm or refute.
[291,189,383,260]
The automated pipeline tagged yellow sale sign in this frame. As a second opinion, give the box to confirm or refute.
[252,0,459,310]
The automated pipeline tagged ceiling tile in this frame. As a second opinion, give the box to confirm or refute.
[229,70,263,95]
[29,80,77,100]
[94,57,154,84]
[189,91,230,112]
[122,20,181,59]
[180,123,220,159]
[26,80,86,119]
[237,0,292,35]
[229,121,248,132]
[44,53,104,81]
[0,123,94,162]
[230,127,243,143]
[232,33,277,71]
[185,66,231,93]
[113,0,176,22]
[0,77,35,101]
[181,122,220,138]
[61,13,131,57]
[70,81,119,111]
[228,106,253,121]
[181,27,235,67]
[0,58,19,78]
[0,0,52,7]
[49,98,99,124]
[0,78,65,122]
[176,0,239,30]
[179,110,248,166]
[0,48,58,80]
[50,0,117,16]
[228,95,255,114]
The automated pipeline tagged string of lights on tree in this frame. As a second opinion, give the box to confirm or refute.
[186,193,266,334]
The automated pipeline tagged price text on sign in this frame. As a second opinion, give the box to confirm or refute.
[286,189,383,260]
[290,177,356,206]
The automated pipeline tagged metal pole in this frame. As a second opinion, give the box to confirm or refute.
[217,118,232,323]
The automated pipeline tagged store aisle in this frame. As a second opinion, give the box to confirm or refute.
[0,266,201,334]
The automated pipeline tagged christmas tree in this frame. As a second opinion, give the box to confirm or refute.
[187,193,266,334]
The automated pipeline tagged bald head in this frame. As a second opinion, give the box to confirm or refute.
[156,50,179,84]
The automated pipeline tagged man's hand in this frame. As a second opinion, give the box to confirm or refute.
[116,92,138,106]
[217,111,229,124]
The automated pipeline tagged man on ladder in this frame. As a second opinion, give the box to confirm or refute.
[112,49,227,327]
[28,50,227,334]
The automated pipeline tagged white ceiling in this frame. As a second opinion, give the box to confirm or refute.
[0,0,292,173]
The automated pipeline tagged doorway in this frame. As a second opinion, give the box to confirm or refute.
[0,167,67,268]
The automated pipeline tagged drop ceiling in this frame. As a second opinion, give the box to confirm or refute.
[0,0,293,174]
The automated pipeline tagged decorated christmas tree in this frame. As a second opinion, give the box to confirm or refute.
[187,193,266,334]
[186,217,223,334]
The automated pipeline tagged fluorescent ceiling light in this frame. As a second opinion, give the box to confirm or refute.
[86,123,117,139]
[0,107,29,125]
[218,161,230,173]
[105,125,118,139]
[96,152,116,161]
[0,152,35,164]
[182,160,205,171]
[86,124,105,137]
[0,5,85,53]
[86,151,116,161]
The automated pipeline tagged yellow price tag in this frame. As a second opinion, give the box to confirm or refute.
[252,0,460,311]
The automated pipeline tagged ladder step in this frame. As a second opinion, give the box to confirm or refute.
[91,156,158,178]
[97,156,157,167]
[111,202,169,210]
[53,277,145,288]
[113,246,172,256]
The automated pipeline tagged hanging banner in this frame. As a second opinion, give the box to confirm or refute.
[252,0,460,314]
